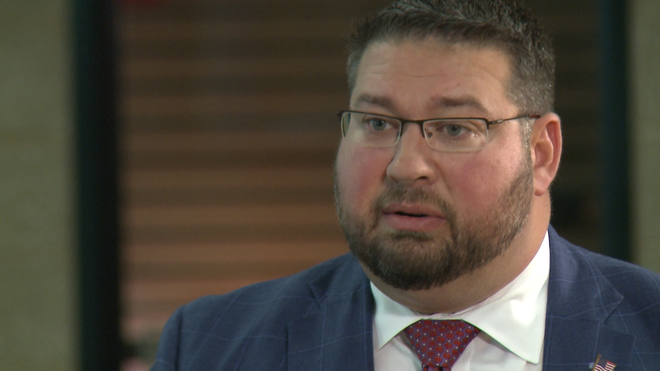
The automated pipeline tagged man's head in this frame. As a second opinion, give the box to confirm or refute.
[334,0,562,312]
[347,0,555,116]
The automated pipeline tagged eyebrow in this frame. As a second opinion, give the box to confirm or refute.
[351,94,397,111]
[432,96,489,113]
[351,93,489,115]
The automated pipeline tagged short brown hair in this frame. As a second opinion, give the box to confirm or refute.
[347,0,555,114]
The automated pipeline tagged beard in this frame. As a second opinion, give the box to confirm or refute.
[335,153,534,291]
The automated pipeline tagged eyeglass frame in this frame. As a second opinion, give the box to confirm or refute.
[337,110,541,152]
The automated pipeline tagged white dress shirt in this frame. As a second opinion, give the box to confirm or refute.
[372,232,549,370]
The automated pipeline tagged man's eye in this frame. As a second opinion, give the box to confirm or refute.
[444,124,468,136]
[366,118,390,131]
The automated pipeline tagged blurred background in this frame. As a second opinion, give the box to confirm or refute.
[1,0,658,370]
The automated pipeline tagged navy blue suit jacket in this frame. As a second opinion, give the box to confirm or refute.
[151,228,660,370]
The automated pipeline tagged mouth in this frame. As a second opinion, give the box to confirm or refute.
[380,204,446,232]
[382,203,443,217]
[394,211,428,217]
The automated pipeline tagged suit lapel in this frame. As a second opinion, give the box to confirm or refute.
[284,230,638,370]
[287,256,375,371]
[543,228,634,370]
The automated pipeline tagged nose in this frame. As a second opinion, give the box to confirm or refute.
[386,123,438,186]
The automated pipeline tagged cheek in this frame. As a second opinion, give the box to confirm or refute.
[336,142,391,214]
[448,162,492,208]
[446,150,521,212]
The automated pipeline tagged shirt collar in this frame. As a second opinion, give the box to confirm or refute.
[371,232,549,364]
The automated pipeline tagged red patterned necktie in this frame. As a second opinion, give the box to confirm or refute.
[404,319,480,371]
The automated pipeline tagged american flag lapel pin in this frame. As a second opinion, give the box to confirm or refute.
[590,354,616,371]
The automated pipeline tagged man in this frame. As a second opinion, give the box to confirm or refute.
[151,1,660,370]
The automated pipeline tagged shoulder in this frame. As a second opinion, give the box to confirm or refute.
[577,247,660,321]
[179,252,365,325]
[152,253,367,369]
[548,227,660,316]
[549,229,660,289]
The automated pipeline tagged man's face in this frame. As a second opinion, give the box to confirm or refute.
[335,38,535,290]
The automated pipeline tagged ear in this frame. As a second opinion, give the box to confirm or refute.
[529,112,562,196]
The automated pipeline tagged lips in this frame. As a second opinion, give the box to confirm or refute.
[380,203,446,232]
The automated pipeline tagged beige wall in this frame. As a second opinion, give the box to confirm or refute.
[630,0,660,273]
[0,1,78,370]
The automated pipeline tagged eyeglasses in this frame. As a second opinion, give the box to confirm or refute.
[338,110,540,153]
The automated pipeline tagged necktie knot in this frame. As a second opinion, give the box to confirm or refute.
[404,319,480,371]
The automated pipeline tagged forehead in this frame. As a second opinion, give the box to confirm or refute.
[350,38,516,117]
